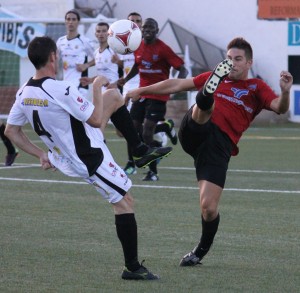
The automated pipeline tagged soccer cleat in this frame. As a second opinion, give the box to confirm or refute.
[133,146,172,168]
[203,59,233,95]
[121,262,160,280]
[124,162,137,175]
[5,151,19,166]
[142,171,159,181]
[165,119,178,145]
[179,251,202,267]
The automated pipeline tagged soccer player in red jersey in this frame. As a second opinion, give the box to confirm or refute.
[119,18,188,181]
[125,37,293,265]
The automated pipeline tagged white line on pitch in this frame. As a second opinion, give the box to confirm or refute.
[0,177,299,194]
[1,163,300,175]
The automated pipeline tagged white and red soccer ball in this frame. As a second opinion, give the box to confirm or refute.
[108,19,142,55]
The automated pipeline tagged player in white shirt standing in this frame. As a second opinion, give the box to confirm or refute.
[80,22,121,89]
[56,9,95,98]
[5,36,173,280]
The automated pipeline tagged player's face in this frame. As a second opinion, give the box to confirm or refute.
[128,15,142,28]
[65,13,79,33]
[227,48,252,80]
[141,19,158,44]
[95,25,109,44]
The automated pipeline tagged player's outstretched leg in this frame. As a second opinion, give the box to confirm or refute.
[133,145,172,168]
[203,59,233,95]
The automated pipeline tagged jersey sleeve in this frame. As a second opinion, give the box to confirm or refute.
[7,87,29,126]
[162,42,184,69]
[193,72,211,90]
[83,37,96,59]
[256,80,278,110]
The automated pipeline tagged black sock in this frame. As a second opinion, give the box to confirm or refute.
[0,123,16,154]
[196,90,214,110]
[194,214,220,258]
[126,143,135,165]
[115,213,140,271]
[149,160,157,174]
[110,105,141,149]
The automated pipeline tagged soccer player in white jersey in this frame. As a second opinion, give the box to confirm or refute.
[4,36,173,280]
[56,9,95,97]
[80,22,121,90]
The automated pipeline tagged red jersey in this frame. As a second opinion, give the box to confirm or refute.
[134,39,184,101]
[193,72,278,155]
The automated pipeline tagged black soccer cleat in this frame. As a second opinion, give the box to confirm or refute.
[142,170,159,181]
[133,146,172,168]
[121,262,160,280]
[179,251,202,267]
[203,59,233,95]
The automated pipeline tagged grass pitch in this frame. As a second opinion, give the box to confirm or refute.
[0,123,299,292]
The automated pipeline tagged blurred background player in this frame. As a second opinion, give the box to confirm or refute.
[119,17,188,181]
[0,119,18,166]
[56,9,95,98]
[80,22,121,90]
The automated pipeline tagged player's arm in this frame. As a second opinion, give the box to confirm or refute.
[86,76,109,127]
[76,59,95,72]
[270,71,293,114]
[4,124,52,170]
[118,63,139,87]
[125,78,196,103]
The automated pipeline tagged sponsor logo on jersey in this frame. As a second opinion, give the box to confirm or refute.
[80,101,89,111]
[152,54,158,61]
[77,97,83,103]
[231,88,249,99]
[248,84,257,91]
[141,59,152,69]
[65,86,70,95]
[22,98,48,107]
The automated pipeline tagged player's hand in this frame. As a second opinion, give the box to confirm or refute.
[280,71,293,92]
[117,78,126,87]
[40,152,55,170]
[76,63,88,72]
[80,77,92,86]
[93,75,109,88]
[125,89,140,102]
[106,81,118,89]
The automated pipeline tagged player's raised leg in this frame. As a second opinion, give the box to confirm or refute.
[101,89,172,168]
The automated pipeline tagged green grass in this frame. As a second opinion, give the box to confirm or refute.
[0,124,299,292]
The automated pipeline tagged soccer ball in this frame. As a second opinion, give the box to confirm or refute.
[108,19,142,55]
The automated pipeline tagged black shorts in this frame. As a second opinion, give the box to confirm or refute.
[178,107,233,188]
[130,98,167,123]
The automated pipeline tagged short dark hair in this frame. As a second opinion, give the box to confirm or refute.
[96,22,109,30]
[28,36,57,69]
[65,9,80,21]
[143,18,158,29]
[127,12,142,19]
[227,37,253,60]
